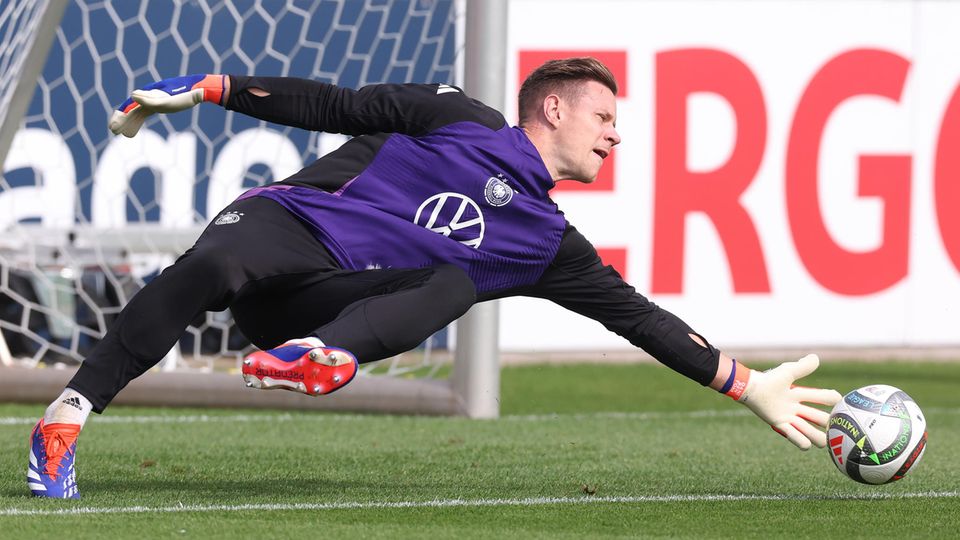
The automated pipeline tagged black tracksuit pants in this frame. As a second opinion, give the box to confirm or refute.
[68,196,476,413]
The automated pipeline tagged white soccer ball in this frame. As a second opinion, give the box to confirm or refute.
[827,385,927,484]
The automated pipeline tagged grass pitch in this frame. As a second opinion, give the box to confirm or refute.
[1,360,958,538]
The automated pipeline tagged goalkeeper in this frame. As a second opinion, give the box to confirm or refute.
[28,58,841,499]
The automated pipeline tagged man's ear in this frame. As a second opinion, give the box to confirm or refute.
[542,94,562,128]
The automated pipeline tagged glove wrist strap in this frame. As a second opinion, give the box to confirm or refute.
[720,359,751,401]
[195,74,227,106]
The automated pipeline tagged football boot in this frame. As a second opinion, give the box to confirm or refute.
[242,337,358,396]
[28,419,80,499]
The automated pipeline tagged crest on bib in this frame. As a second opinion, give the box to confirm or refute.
[484,176,514,207]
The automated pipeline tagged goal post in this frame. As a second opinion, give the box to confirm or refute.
[0,0,67,170]
[0,0,505,418]
[452,0,509,420]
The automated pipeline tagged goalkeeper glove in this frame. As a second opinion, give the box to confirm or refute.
[724,354,841,450]
[108,74,227,138]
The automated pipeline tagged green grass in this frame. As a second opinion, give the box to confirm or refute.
[1,360,958,539]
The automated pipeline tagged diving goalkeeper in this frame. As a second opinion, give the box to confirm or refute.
[27,58,841,499]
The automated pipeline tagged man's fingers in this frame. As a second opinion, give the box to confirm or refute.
[774,423,812,451]
[791,419,827,448]
[132,88,197,112]
[108,105,152,138]
[792,385,842,407]
[132,88,174,110]
[784,353,820,380]
[797,404,831,428]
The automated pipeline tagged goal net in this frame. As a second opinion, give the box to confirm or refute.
[0,0,499,417]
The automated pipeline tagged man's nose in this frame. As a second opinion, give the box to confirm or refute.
[607,127,621,146]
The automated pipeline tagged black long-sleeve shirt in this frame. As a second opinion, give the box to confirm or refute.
[226,76,720,385]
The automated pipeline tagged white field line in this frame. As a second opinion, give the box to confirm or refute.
[0,410,751,426]
[1,491,958,517]
[1,407,959,426]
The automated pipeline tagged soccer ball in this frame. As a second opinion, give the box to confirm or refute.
[827,385,927,484]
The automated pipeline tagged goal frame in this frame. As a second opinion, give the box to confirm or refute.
[0,0,505,418]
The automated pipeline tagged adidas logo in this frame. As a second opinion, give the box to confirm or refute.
[61,397,82,410]
[436,84,459,95]
[829,435,844,464]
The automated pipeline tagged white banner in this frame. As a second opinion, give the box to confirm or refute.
[501,0,960,351]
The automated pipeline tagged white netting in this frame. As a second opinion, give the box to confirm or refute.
[0,0,460,377]
[0,0,49,127]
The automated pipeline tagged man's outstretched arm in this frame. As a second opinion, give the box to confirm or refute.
[524,223,841,450]
[109,74,503,138]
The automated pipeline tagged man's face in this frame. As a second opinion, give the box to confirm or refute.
[554,80,621,183]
